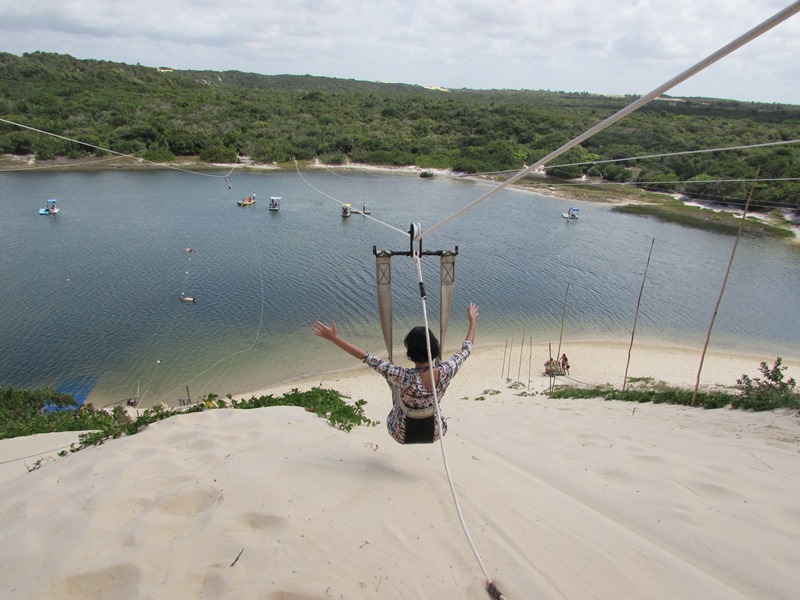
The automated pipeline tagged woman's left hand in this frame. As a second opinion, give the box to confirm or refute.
[312,320,338,341]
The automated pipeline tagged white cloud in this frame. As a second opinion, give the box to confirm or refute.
[0,0,797,103]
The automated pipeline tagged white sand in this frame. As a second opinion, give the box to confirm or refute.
[1,341,799,599]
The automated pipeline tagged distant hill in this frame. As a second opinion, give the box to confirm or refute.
[1,51,798,209]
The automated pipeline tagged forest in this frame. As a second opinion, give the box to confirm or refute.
[1,51,798,212]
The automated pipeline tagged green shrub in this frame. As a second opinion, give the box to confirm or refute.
[547,357,799,412]
[3,386,377,461]
[734,357,799,411]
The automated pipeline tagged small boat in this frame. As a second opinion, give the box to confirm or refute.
[341,203,352,217]
[562,207,580,220]
[269,196,281,211]
[39,199,59,215]
[237,195,256,206]
[178,294,197,304]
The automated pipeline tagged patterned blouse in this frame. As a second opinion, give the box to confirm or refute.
[364,340,473,444]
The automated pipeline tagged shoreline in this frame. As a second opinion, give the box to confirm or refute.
[2,333,799,598]
[6,156,799,406]
[231,337,800,409]
[0,153,660,206]
[6,153,797,238]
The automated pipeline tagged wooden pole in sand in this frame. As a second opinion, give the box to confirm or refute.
[555,282,570,365]
[506,337,514,381]
[517,308,528,382]
[527,336,533,391]
[692,176,757,405]
[501,340,508,378]
[623,238,655,391]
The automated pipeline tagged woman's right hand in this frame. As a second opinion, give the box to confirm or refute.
[467,302,479,323]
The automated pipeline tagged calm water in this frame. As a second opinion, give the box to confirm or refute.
[2,169,799,405]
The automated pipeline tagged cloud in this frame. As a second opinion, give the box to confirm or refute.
[0,0,797,103]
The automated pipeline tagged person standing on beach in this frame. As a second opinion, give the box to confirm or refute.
[312,302,479,444]
[560,353,570,375]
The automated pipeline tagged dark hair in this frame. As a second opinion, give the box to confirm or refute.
[404,326,440,363]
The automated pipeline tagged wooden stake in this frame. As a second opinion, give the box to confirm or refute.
[506,338,514,380]
[555,282,570,365]
[692,174,758,405]
[517,308,528,382]
[527,336,533,391]
[623,238,655,391]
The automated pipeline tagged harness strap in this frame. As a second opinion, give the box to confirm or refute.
[398,402,436,419]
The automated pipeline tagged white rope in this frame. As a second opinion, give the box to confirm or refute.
[0,151,148,172]
[180,251,193,297]
[564,176,800,186]
[412,254,504,597]
[549,176,800,210]
[0,117,236,179]
[138,359,162,404]
[465,138,800,179]
[293,158,408,237]
[161,226,268,401]
[551,138,800,169]
[0,445,74,465]
[419,1,800,241]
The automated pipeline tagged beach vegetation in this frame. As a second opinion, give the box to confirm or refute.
[548,385,736,409]
[548,357,799,411]
[1,386,377,460]
[612,202,795,237]
[229,387,377,432]
[735,357,799,410]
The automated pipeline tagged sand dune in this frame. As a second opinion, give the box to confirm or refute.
[1,341,799,599]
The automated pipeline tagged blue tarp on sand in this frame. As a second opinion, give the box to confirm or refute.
[47,375,98,411]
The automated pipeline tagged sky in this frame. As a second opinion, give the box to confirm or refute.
[1,0,799,105]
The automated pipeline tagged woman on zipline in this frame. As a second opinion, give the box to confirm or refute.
[312,302,479,444]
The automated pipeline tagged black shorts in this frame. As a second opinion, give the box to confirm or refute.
[403,415,436,444]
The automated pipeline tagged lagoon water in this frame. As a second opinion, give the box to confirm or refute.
[2,168,799,406]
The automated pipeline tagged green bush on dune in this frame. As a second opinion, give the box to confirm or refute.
[0,386,377,464]
[548,357,799,411]
[3,357,796,469]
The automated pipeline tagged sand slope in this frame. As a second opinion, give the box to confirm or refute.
[1,343,799,599]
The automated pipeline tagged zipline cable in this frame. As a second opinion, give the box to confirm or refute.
[559,176,800,186]
[412,253,507,599]
[0,117,236,180]
[0,151,148,172]
[544,177,800,211]
[466,138,800,178]
[547,139,800,169]
[419,1,800,241]
[293,158,408,237]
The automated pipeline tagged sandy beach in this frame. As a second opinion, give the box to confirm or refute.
[1,340,799,599]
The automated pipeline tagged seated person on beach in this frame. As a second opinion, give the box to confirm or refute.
[312,302,479,445]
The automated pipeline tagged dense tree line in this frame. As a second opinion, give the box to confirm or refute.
[1,51,798,211]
